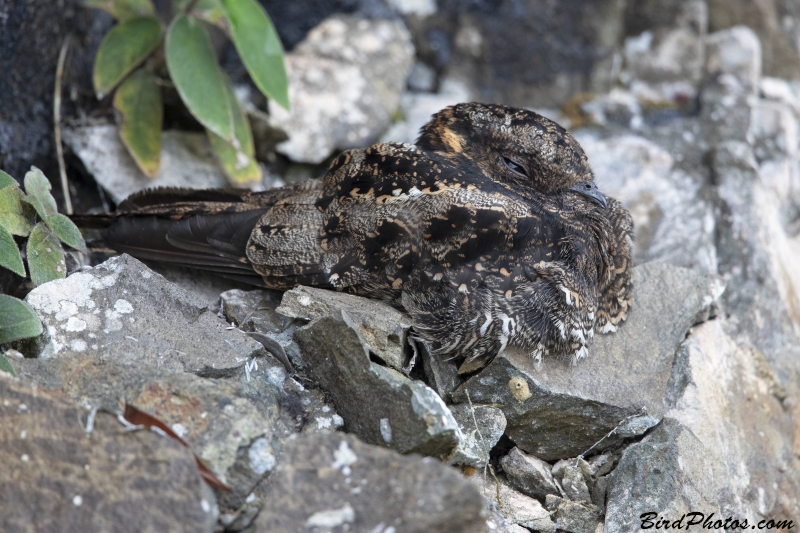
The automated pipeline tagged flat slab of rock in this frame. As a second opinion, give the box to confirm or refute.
[25,254,264,376]
[64,126,231,204]
[0,374,216,533]
[453,262,724,460]
[501,447,561,500]
[279,285,412,371]
[293,312,460,457]
[254,432,491,533]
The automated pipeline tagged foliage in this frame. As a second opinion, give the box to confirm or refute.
[86,0,289,185]
[0,168,87,345]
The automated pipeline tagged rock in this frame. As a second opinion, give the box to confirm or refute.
[0,374,217,533]
[220,288,305,371]
[664,320,800,519]
[221,289,293,335]
[293,312,460,457]
[605,418,727,532]
[701,26,762,144]
[12,353,288,505]
[453,262,723,460]
[578,133,718,273]
[553,500,601,533]
[622,0,708,105]
[141,263,253,310]
[419,336,462,400]
[448,404,506,468]
[471,477,556,533]
[557,463,592,503]
[500,447,561,500]
[64,126,237,204]
[25,254,264,376]
[268,16,415,163]
[254,432,491,533]
[380,79,472,144]
[406,0,626,109]
[278,285,412,371]
[707,0,800,80]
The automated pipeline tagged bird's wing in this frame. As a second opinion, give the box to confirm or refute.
[98,183,322,286]
[595,197,634,332]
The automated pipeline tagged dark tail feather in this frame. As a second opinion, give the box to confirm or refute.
[70,213,117,229]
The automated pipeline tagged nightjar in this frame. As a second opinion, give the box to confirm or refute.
[78,103,634,373]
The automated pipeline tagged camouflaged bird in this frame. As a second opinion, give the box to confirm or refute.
[84,103,634,373]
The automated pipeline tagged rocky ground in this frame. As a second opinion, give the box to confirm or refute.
[2,1,800,532]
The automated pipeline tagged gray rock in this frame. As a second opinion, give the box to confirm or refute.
[448,404,506,468]
[278,285,412,371]
[63,126,233,204]
[701,26,761,144]
[664,320,800,519]
[220,289,292,335]
[707,0,800,80]
[11,353,287,507]
[578,133,717,273]
[25,254,264,376]
[469,476,556,533]
[406,0,626,108]
[622,0,707,105]
[553,500,601,533]
[453,262,723,460]
[254,432,491,533]
[500,447,561,500]
[0,374,217,533]
[605,419,725,532]
[268,16,415,163]
[293,312,460,457]
[558,464,592,503]
[143,262,252,310]
[380,79,471,145]
[419,336,462,400]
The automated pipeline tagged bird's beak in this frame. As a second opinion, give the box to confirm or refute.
[570,181,608,209]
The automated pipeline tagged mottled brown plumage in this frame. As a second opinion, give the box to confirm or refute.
[80,103,633,372]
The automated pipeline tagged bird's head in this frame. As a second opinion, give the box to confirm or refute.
[417,103,606,207]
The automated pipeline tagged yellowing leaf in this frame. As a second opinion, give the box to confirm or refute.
[222,0,289,110]
[114,69,163,177]
[0,185,35,237]
[166,15,235,142]
[93,17,162,98]
[84,0,156,21]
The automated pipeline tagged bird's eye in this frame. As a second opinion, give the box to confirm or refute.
[501,156,528,177]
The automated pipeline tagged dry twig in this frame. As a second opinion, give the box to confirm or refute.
[54,35,73,214]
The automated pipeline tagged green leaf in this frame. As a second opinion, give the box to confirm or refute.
[0,352,17,377]
[0,225,25,277]
[206,74,261,184]
[166,15,235,142]
[27,223,66,287]
[0,295,43,345]
[114,69,163,177]
[0,185,35,237]
[0,170,16,188]
[93,17,162,98]
[45,213,87,254]
[222,0,289,110]
[22,167,58,220]
[84,0,156,21]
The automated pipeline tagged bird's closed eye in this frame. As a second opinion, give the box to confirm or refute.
[501,156,528,178]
